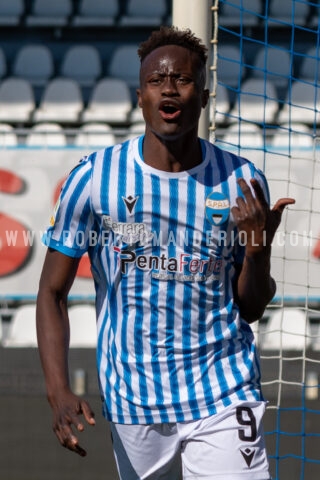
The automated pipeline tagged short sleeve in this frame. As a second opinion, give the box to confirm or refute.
[42,156,95,258]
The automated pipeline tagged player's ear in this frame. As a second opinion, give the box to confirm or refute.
[136,89,142,108]
[202,89,210,109]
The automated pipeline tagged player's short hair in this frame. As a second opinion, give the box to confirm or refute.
[137,25,208,68]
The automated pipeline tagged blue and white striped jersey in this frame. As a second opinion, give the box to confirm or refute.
[44,136,270,424]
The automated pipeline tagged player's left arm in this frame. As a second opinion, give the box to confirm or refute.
[232,177,295,323]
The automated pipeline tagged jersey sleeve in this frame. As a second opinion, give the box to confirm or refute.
[42,156,95,258]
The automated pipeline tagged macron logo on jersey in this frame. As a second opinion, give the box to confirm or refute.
[122,195,139,215]
[240,448,256,468]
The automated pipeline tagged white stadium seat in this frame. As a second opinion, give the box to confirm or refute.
[33,78,83,124]
[278,81,320,125]
[271,123,314,153]
[74,123,116,148]
[261,308,312,351]
[3,305,38,347]
[0,123,18,147]
[124,122,145,141]
[229,78,279,124]
[81,78,132,124]
[68,304,97,348]
[212,83,231,124]
[26,123,67,147]
[0,77,35,123]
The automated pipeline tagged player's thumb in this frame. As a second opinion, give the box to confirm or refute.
[272,197,295,215]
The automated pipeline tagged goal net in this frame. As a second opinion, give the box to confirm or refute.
[210,1,320,479]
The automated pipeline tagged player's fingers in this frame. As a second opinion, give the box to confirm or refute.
[236,178,257,212]
[272,197,295,214]
[81,400,96,426]
[250,178,269,208]
[57,422,87,457]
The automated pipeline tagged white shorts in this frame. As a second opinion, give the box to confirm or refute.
[109,401,271,480]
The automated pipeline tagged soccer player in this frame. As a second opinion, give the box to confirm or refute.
[36,26,295,479]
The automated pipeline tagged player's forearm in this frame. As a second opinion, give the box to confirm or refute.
[236,247,276,323]
[36,290,71,399]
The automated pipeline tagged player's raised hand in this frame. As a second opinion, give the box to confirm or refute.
[49,388,95,457]
[231,178,295,253]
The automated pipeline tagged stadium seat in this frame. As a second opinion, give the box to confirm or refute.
[119,0,167,27]
[218,122,264,149]
[33,78,83,124]
[72,0,119,27]
[0,123,18,147]
[229,78,279,125]
[108,45,141,90]
[310,7,319,29]
[251,47,292,90]
[26,0,72,27]
[0,47,7,79]
[3,305,38,348]
[12,44,54,87]
[68,304,97,348]
[124,121,145,141]
[217,45,244,89]
[60,45,102,87]
[26,123,67,147]
[271,123,314,153]
[81,78,132,124]
[278,81,320,125]
[261,308,312,351]
[212,83,231,124]
[216,122,265,166]
[219,0,262,27]
[268,0,311,27]
[0,77,35,123]
[130,105,144,123]
[299,46,320,83]
[74,123,116,148]
[0,0,24,26]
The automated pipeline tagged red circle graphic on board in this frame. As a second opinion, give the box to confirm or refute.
[0,169,25,194]
[0,213,32,277]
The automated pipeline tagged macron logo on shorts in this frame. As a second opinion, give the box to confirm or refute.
[240,448,256,468]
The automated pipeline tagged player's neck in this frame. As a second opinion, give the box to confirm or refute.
[142,131,203,172]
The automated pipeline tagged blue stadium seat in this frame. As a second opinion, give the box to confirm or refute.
[60,45,102,87]
[12,44,54,87]
[119,0,167,27]
[72,0,119,27]
[0,0,24,26]
[26,0,72,27]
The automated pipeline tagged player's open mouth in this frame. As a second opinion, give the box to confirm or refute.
[159,102,181,120]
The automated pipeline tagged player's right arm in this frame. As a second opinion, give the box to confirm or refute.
[36,248,95,457]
